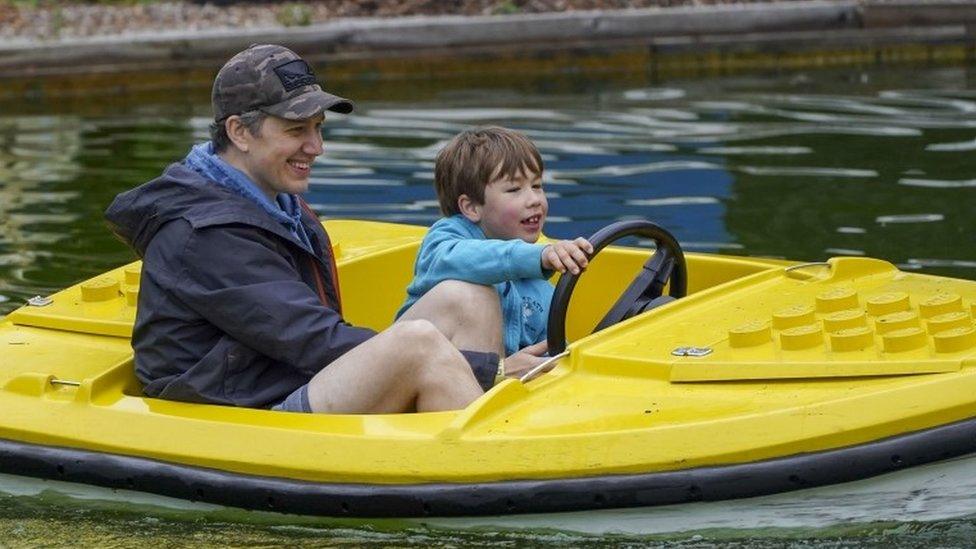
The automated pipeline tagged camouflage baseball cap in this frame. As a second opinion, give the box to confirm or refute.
[212,44,353,122]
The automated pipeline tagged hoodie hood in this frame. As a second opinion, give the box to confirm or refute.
[105,162,299,257]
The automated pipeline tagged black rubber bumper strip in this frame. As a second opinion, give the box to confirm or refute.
[1,415,975,518]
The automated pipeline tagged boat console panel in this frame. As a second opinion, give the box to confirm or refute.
[584,257,976,382]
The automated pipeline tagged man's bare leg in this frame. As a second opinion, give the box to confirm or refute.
[397,280,503,354]
[305,319,483,414]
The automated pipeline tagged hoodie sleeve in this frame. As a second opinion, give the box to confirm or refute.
[411,219,548,293]
[160,221,375,376]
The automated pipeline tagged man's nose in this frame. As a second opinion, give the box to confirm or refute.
[304,130,324,155]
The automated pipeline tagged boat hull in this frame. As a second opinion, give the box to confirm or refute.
[4,450,976,536]
[2,412,975,518]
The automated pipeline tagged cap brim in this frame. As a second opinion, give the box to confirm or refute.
[262,88,354,120]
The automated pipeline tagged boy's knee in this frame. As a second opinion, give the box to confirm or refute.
[428,280,499,311]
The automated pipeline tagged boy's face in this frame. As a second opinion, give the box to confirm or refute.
[467,168,548,243]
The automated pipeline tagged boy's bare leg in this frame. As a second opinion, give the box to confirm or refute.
[305,319,483,414]
[397,280,503,354]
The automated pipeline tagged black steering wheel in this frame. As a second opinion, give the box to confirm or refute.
[547,220,687,355]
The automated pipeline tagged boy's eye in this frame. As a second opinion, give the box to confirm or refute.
[506,187,520,193]
[532,183,543,190]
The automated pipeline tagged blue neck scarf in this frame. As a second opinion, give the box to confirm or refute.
[183,141,314,252]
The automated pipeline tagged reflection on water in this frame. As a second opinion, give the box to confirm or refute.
[0,114,196,311]
[0,116,81,305]
[1,59,976,547]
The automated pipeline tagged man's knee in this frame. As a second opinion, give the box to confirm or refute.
[388,319,448,355]
[388,318,475,373]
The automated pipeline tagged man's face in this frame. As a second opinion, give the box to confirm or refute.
[239,113,324,200]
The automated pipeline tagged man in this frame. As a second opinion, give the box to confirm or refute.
[105,44,543,414]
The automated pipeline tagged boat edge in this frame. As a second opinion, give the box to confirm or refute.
[2,413,975,518]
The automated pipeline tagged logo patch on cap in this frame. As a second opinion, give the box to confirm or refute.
[273,59,317,92]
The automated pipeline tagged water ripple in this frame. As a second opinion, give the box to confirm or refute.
[758,94,913,116]
[550,160,723,179]
[622,88,686,101]
[350,116,463,132]
[625,197,721,206]
[307,177,404,187]
[907,258,976,269]
[876,214,945,224]
[926,138,976,152]
[698,146,812,155]
[329,128,454,140]
[627,108,700,121]
[306,202,431,213]
[878,91,976,113]
[364,108,571,121]
[738,166,877,178]
[899,178,976,188]
[824,248,866,256]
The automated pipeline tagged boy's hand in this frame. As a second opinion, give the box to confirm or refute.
[503,340,549,379]
[542,238,594,275]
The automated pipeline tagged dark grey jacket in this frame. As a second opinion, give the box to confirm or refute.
[105,162,376,407]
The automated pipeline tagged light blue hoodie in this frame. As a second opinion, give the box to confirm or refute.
[396,215,553,355]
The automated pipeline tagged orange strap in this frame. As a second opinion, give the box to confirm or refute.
[298,198,342,310]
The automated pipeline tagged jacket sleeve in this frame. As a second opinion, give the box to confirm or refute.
[161,221,375,376]
[411,222,548,295]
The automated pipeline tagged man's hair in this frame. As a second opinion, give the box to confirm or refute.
[209,110,268,153]
[434,126,544,216]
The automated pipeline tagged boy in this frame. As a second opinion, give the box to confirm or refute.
[397,126,592,358]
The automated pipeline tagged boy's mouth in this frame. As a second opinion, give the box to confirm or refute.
[521,214,543,227]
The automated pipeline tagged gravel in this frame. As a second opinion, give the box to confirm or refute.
[0,0,805,42]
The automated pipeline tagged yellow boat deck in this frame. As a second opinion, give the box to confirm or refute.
[2,220,976,485]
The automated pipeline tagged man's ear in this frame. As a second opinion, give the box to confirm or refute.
[457,194,482,223]
[225,116,250,153]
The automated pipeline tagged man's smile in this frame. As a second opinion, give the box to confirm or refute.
[288,159,312,175]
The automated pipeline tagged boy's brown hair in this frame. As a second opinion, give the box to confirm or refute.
[434,126,544,216]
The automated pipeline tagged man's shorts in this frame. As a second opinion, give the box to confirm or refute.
[271,384,312,413]
[269,350,499,414]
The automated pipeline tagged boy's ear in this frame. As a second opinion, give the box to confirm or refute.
[457,194,482,223]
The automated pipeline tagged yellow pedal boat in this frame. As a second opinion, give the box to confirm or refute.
[3,218,976,519]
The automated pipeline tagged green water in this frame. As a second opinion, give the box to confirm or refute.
[3,494,976,547]
[2,61,976,543]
